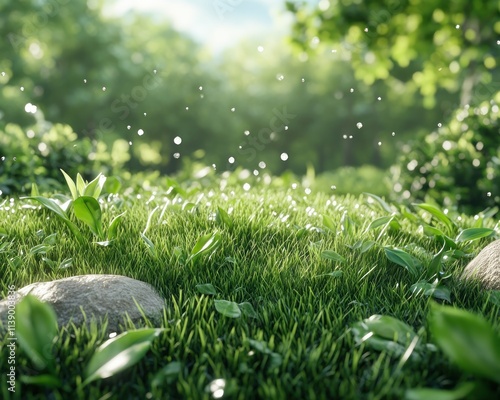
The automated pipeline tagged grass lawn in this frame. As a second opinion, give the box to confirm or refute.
[1,174,499,399]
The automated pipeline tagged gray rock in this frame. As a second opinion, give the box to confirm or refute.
[462,240,500,290]
[0,274,165,332]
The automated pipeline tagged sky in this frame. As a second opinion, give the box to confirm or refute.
[103,0,303,52]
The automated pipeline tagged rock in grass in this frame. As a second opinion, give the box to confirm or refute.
[0,275,165,332]
[462,240,500,290]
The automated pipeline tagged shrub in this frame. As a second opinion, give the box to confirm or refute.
[0,114,129,195]
[392,91,500,214]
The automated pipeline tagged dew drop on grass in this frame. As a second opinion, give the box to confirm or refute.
[280,152,289,161]
[392,132,396,136]
[244,130,250,136]
[284,126,289,130]
[258,161,266,169]
[174,136,182,145]
[437,122,442,127]
[350,88,354,93]
[243,183,251,191]
[378,141,382,146]
[128,141,132,145]
[173,152,180,159]
[301,78,305,83]
[137,129,144,136]
[487,192,492,197]
[231,107,235,112]
[377,96,381,101]
[185,106,189,111]
[343,135,347,139]
[127,125,131,130]
[20,86,24,91]
[228,157,235,164]
[102,86,106,91]
[331,185,336,190]
[143,112,147,116]
[276,74,285,81]
[356,122,363,129]
[199,86,203,90]
[83,78,87,83]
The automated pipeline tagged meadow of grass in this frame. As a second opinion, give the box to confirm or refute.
[0,172,499,399]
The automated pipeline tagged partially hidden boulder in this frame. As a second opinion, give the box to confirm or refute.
[462,240,500,290]
[0,274,165,332]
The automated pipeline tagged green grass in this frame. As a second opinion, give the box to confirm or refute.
[0,176,499,399]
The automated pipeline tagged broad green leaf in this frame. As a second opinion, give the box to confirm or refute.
[455,228,494,243]
[429,303,500,383]
[151,361,182,388]
[214,300,241,318]
[216,207,232,228]
[360,240,376,253]
[29,244,50,255]
[321,250,345,263]
[367,216,393,231]
[84,173,106,199]
[405,382,477,400]
[247,339,283,371]
[414,203,455,232]
[420,223,445,237]
[58,258,73,269]
[364,192,394,213]
[60,169,78,200]
[351,315,421,360]
[195,283,217,295]
[238,302,258,318]
[411,281,451,302]
[16,295,58,370]
[84,328,163,386]
[322,214,336,232]
[73,196,103,238]
[384,247,421,278]
[141,234,157,257]
[76,173,86,197]
[22,196,83,243]
[108,212,125,240]
[103,176,122,194]
[187,232,221,263]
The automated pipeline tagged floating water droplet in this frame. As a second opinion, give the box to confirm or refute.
[377,97,381,101]
[284,126,289,130]
[378,141,382,146]
[199,86,203,90]
[331,185,336,190]
[253,169,259,176]
[364,27,368,32]
[487,192,492,197]
[276,74,285,81]
[127,125,131,130]
[185,106,189,111]
[128,141,132,145]
[244,130,250,136]
[173,152,180,159]
[143,112,147,116]
[437,122,442,127]
[24,103,37,114]
[331,49,337,53]
[83,78,87,83]
[102,86,106,91]
[228,156,235,164]
[356,122,363,129]
[280,152,289,161]
[301,78,305,83]
[350,88,354,93]
[243,183,251,191]
[1,72,5,76]
[392,132,396,136]
[349,135,353,139]
[343,134,347,139]
[305,188,311,195]
[455,24,460,29]
[20,86,24,91]
[174,136,182,145]
[257,46,264,52]
[153,69,157,74]
[258,161,266,169]
[231,107,235,112]
[137,129,144,136]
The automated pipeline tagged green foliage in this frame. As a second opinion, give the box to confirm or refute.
[394,93,500,214]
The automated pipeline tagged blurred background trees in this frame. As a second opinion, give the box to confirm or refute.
[0,0,498,213]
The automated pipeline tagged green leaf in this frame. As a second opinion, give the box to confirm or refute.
[351,315,421,360]
[428,242,446,279]
[151,361,182,388]
[455,228,494,243]
[405,382,477,400]
[214,300,241,318]
[247,339,283,371]
[0,227,7,237]
[22,196,83,243]
[76,173,86,197]
[195,283,217,295]
[321,250,345,263]
[84,173,106,199]
[60,169,78,200]
[384,247,421,278]
[360,240,376,253]
[367,216,393,231]
[187,232,221,264]
[429,303,500,383]
[31,182,40,197]
[104,176,122,194]
[364,192,394,213]
[238,302,258,318]
[316,270,343,278]
[73,196,103,238]
[108,212,125,240]
[216,207,232,228]
[322,214,336,232]
[141,234,157,257]
[486,291,500,307]
[84,328,164,386]
[16,295,58,370]
[414,203,455,233]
